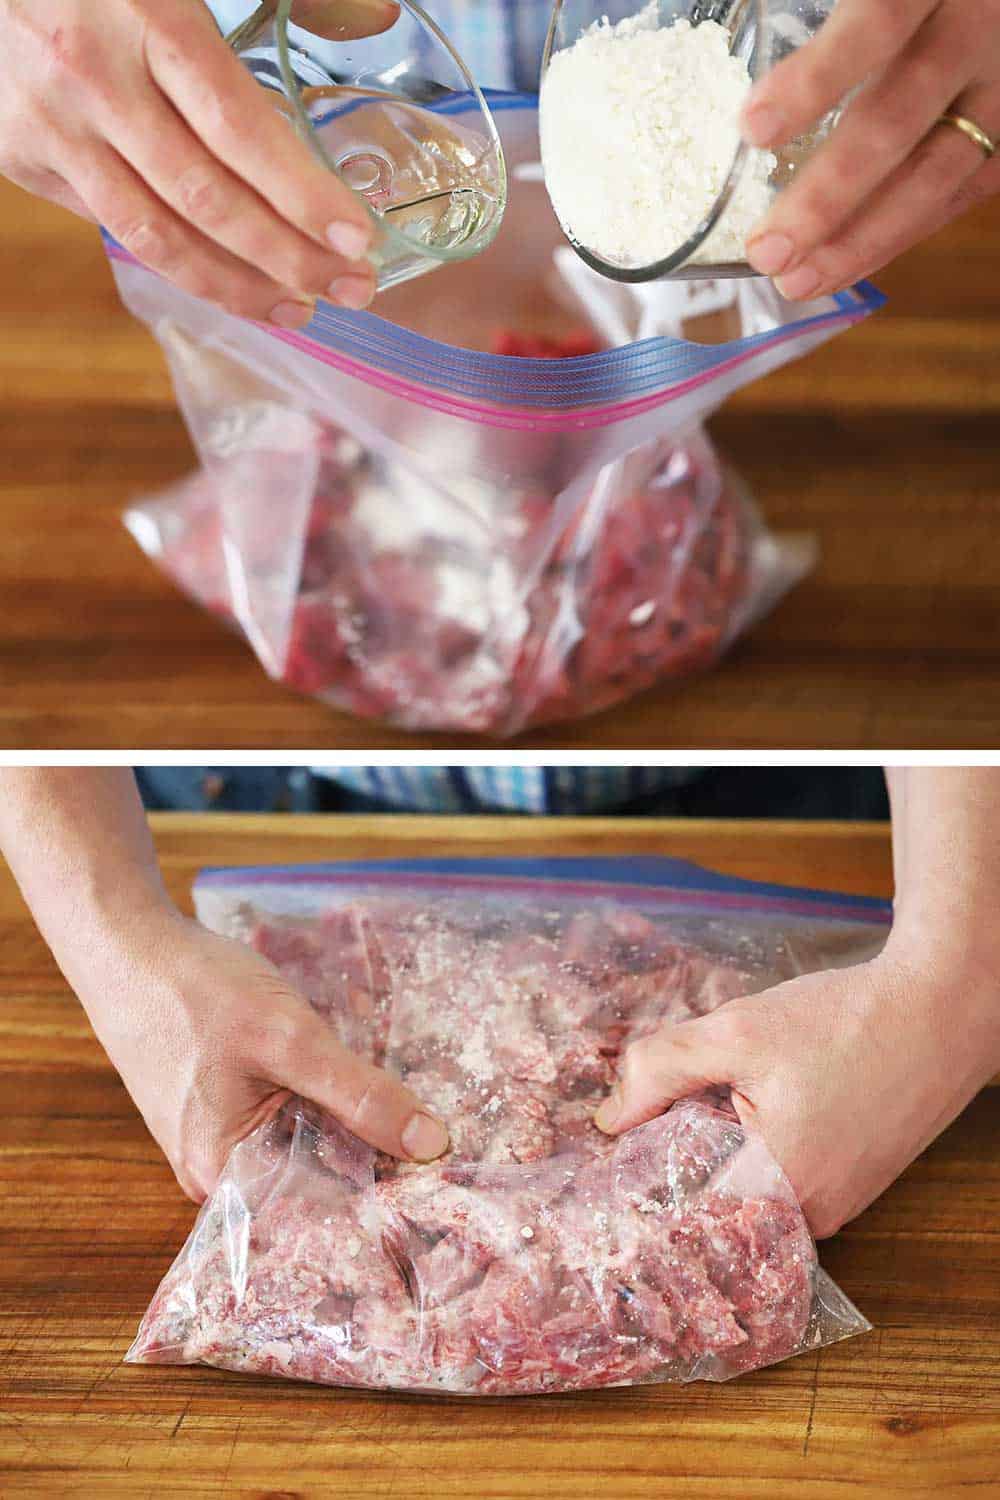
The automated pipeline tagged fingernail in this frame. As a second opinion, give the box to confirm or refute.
[402,1111,450,1162]
[776,263,823,301]
[746,232,795,276]
[269,298,314,330]
[328,275,374,310]
[327,221,372,260]
[742,101,787,147]
[594,1085,622,1135]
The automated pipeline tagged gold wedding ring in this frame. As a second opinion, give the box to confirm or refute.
[937,112,996,160]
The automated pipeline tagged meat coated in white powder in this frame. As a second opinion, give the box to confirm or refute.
[129,894,854,1393]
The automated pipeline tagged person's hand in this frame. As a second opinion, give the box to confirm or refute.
[593,936,1000,1238]
[79,905,449,1203]
[0,0,401,322]
[742,0,999,299]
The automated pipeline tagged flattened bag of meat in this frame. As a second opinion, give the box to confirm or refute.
[128,863,877,1394]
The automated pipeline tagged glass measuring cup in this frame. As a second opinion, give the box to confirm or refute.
[540,0,840,282]
[226,0,507,290]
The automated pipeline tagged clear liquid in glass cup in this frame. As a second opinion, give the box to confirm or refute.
[540,0,840,282]
[227,0,507,290]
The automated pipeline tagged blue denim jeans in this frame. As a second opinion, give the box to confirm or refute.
[134,768,321,813]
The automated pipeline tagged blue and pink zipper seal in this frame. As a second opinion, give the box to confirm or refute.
[103,93,885,434]
[196,856,892,927]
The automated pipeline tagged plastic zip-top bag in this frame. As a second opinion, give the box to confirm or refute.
[111,99,883,736]
[128,857,884,1395]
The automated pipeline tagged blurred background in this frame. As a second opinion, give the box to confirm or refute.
[135,765,890,818]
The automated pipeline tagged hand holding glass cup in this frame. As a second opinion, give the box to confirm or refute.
[540,0,841,283]
[227,0,507,295]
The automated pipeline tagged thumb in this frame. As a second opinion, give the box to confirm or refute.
[275,1008,450,1162]
[595,1013,746,1135]
[290,0,401,40]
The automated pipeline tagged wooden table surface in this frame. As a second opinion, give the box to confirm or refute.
[2,814,999,1498]
[1,181,999,749]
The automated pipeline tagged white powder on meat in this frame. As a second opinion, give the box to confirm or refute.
[540,9,776,268]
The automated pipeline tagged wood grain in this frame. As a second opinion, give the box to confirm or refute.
[1,815,998,1497]
[0,180,998,748]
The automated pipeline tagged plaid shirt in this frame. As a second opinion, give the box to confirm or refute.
[211,1,548,91]
[420,0,549,91]
[136,766,701,814]
[313,767,700,814]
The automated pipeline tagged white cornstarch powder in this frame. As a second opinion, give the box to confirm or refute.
[540,9,777,268]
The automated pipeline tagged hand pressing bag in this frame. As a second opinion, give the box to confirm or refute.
[110,97,883,736]
[128,857,882,1394]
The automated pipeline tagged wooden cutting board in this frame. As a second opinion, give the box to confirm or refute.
[1,815,998,1497]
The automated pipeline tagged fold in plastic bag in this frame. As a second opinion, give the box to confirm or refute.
[110,96,880,737]
[128,859,884,1394]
